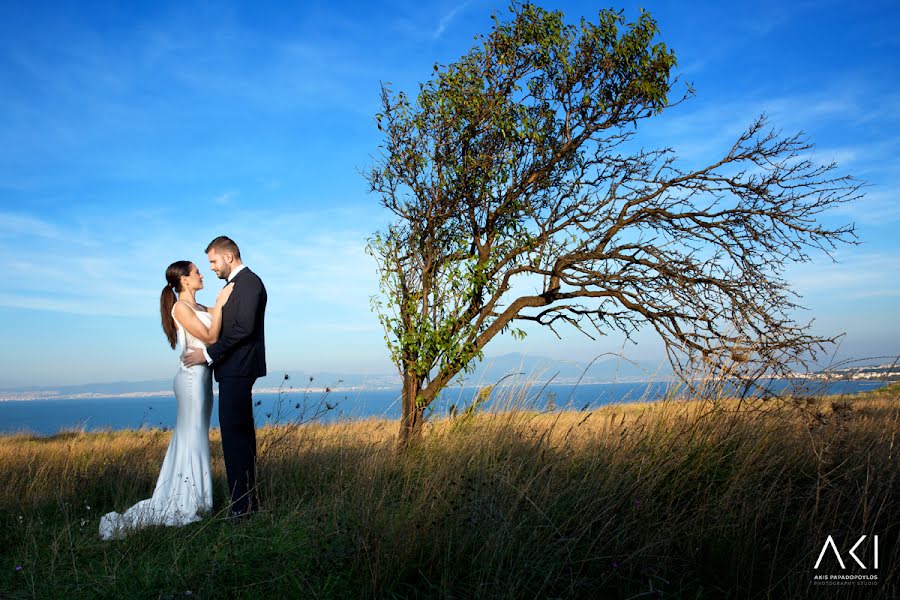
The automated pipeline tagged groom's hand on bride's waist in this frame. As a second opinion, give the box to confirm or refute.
[182,348,208,368]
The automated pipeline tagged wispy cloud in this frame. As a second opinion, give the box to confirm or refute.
[827,189,900,226]
[788,251,900,298]
[0,201,390,318]
[844,288,900,300]
[0,212,68,240]
[0,211,100,247]
[213,191,237,205]
[434,1,473,39]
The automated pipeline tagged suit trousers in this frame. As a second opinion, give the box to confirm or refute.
[218,376,259,515]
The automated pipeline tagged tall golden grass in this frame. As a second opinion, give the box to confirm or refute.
[1,382,897,598]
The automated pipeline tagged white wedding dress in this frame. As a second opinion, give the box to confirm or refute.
[99,304,214,540]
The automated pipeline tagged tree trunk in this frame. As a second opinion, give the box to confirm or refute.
[398,372,426,449]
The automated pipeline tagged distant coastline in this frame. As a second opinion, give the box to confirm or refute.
[1,355,895,402]
[0,386,385,402]
[0,381,641,402]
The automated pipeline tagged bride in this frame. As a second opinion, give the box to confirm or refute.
[99,260,233,540]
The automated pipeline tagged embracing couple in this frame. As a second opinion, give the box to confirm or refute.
[99,236,266,540]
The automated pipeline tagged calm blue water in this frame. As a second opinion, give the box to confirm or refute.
[0,380,889,436]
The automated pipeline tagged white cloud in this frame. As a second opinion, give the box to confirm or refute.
[0,211,99,246]
[827,189,900,225]
[434,1,473,39]
[788,251,900,298]
[0,203,388,320]
[212,191,237,205]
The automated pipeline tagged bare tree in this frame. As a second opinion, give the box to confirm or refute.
[366,2,859,446]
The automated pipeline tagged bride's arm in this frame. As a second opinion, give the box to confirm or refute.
[173,286,234,345]
[205,285,233,342]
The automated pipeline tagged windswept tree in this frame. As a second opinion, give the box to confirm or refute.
[366,3,858,446]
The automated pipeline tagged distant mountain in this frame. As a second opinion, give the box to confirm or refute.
[460,353,672,385]
[0,353,669,401]
[258,354,671,394]
[253,371,401,391]
[263,353,670,391]
[0,372,395,401]
[1,379,176,397]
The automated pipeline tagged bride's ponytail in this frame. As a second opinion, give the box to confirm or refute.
[160,261,193,349]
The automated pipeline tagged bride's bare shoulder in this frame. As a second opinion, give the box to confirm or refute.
[173,301,201,318]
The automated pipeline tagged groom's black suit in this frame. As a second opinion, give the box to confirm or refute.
[206,266,266,515]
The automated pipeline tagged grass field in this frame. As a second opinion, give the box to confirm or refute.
[1,382,897,599]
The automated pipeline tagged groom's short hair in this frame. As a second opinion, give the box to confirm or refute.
[206,236,241,260]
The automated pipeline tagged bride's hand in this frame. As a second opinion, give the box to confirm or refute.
[215,283,234,308]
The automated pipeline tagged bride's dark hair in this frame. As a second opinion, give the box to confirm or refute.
[160,261,193,349]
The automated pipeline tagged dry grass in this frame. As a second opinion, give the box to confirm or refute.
[0,383,897,598]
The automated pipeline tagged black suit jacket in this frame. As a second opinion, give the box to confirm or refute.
[207,267,267,381]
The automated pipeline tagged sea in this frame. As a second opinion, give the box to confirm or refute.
[0,379,889,437]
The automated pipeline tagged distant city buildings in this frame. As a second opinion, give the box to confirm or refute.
[790,363,900,382]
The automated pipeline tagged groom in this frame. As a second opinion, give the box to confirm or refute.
[183,235,266,520]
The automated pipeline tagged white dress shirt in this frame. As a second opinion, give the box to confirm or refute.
[202,264,248,365]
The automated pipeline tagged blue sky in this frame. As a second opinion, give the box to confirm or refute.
[1,0,898,387]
